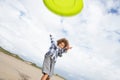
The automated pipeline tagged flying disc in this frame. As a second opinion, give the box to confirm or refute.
[43,0,83,16]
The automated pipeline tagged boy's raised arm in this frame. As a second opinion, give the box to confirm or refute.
[50,34,54,44]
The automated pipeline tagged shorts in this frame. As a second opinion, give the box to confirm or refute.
[42,54,56,77]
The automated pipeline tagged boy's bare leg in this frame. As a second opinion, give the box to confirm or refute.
[46,77,50,80]
[41,74,49,80]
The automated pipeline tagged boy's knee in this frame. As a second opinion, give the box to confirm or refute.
[46,77,50,80]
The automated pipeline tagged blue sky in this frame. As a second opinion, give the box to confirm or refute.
[0,0,120,80]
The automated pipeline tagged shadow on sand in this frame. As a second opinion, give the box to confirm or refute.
[17,70,31,80]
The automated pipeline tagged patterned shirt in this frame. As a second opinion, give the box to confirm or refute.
[46,35,67,62]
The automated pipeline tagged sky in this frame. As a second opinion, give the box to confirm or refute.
[0,0,120,80]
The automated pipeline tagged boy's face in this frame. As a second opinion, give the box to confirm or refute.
[58,42,65,48]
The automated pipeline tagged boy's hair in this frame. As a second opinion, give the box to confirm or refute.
[57,38,69,48]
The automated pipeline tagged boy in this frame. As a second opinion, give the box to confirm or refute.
[41,35,72,80]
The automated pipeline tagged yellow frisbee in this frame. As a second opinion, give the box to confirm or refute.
[43,0,84,16]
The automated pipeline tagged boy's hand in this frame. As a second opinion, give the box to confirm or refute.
[69,47,72,49]
[65,46,72,50]
[50,34,52,37]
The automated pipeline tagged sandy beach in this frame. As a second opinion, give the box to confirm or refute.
[0,51,64,80]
